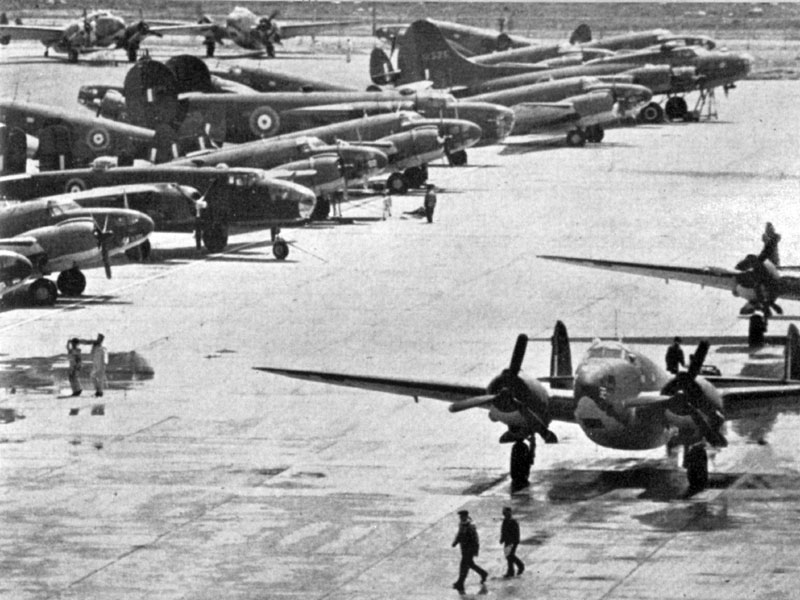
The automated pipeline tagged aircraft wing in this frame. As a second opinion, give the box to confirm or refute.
[255,367,486,403]
[537,255,741,293]
[148,23,215,37]
[0,24,63,44]
[277,20,361,40]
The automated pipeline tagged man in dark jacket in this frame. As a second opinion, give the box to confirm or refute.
[665,337,685,374]
[452,510,488,594]
[500,507,525,578]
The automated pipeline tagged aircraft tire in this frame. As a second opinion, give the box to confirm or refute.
[447,150,468,166]
[272,239,289,261]
[510,440,532,489]
[202,222,228,253]
[387,172,408,195]
[204,41,215,58]
[586,125,605,143]
[685,445,709,492]
[665,97,688,121]
[566,129,586,147]
[403,166,427,189]
[29,278,57,306]
[639,102,664,124]
[64,178,87,194]
[56,268,87,296]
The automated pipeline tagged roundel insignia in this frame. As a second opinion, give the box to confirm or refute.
[248,106,280,138]
[86,127,110,151]
[64,177,87,194]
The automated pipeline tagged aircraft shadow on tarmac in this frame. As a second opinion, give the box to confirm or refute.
[499,140,637,155]
[544,460,740,503]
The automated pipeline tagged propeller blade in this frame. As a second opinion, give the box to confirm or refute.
[449,393,502,413]
[687,340,709,378]
[508,334,528,375]
[101,244,112,279]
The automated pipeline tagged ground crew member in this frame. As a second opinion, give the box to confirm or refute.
[452,510,487,594]
[759,222,781,266]
[66,338,83,396]
[500,507,525,578]
[382,190,392,220]
[424,184,437,223]
[89,334,108,397]
[665,337,685,374]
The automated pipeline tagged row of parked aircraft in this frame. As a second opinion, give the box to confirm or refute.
[2,15,791,493]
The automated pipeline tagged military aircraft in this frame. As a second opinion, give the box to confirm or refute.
[256,321,800,492]
[0,99,212,170]
[537,254,800,346]
[0,164,319,257]
[0,10,210,62]
[0,197,153,304]
[194,5,358,58]
[386,20,751,123]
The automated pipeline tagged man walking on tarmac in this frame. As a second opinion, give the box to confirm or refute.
[500,507,525,578]
[452,510,488,594]
[89,334,108,397]
[424,184,437,223]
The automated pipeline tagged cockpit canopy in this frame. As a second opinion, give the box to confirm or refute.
[583,341,637,364]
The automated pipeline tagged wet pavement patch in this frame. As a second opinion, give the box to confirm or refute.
[462,474,508,495]
[635,501,735,532]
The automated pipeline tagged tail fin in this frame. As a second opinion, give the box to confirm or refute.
[569,23,592,45]
[784,323,800,380]
[165,54,214,94]
[398,20,499,88]
[369,48,399,86]
[550,320,573,378]
[123,58,181,130]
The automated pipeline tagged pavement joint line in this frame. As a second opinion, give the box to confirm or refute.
[52,494,240,598]
[0,238,264,334]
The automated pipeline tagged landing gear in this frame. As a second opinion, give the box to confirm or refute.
[638,102,664,124]
[693,88,719,120]
[665,96,689,121]
[202,222,228,253]
[28,278,58,306]
[387,172,409,195]
[204,40,215,58]
[125,239,151,261]
[684,444,709,492]
[566,128,586,147]
[403,165,428,189]
[510,439,533,490]
[56,267,86,296]
[585,125,605,143]
[748,313,767,348]
[126,43,139,63]
[270,227,289,260]
[67,48,79,63]
[446,149,468,166]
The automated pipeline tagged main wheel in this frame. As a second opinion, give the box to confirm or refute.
[28,278,57,306]
[125,239,151,261]
[510,440,532,488]
[56,268,86,296]
[447,149,468,166]
[566,129,586,147]
[585,125,605,143]
[403,166,427,189]
[665,97,688,121]
[387,172,409,195]
[202,222,229,253]
[685,445,709,492]
[272,239,289,260]
[639,102,664,124]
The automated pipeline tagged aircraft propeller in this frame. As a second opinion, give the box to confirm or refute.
[450,334,558,444]
[93,217,114,279]
[734,254,783,317]
[661,340,727,447]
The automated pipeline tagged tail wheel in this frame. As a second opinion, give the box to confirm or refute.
[29,278,57,306]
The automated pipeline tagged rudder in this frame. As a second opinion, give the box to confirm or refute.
[550,320,573,378]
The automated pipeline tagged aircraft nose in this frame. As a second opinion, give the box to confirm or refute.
[126,211,155,237]
[444,120,483,152]
[0,251,33,281]
[292,184,317,220]
[616,83,652,104]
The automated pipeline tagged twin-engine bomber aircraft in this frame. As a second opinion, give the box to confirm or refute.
[257,322,800,493]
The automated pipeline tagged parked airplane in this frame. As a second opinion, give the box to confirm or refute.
[194,5,358,58]
[0,165,318,256]
[257,321,800,492]
[537,254,800,345]
[388,20,751,123]
[0,10,209,62]
[0,197,153,303]
[0,99,212,170]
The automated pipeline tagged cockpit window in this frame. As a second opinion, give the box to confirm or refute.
[586,346,623,359]
[48,199,81,217]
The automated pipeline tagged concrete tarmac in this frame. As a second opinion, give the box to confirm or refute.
[2,42,800,600]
